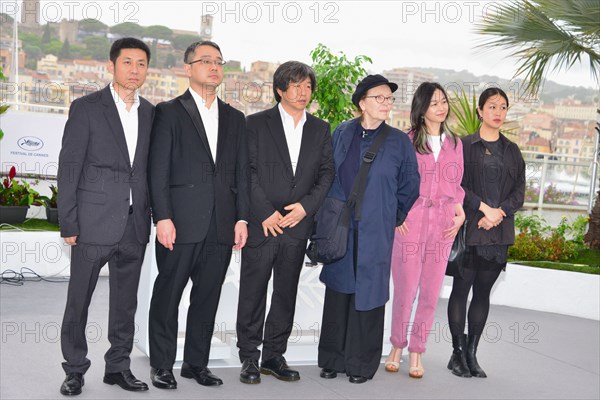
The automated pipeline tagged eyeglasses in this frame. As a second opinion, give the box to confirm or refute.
[187,58,226,67]
[365,95,395,104]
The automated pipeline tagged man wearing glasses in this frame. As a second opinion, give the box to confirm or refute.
[147,41,249,389]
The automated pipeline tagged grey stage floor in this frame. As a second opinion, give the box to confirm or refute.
[1,277,599,400]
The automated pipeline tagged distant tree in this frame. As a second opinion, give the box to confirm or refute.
[45,40,63,56]
[110,22,144,37]
[42,24,52,43]
[144,25,173,40]
[19,31,42,48]
[83,36,110,60]
[164,53,176,68]
[68,44,85,59]
[0,12,14,24]
[310,43,372,131]
[24,44,43,63]
[59,39,72,60]
[172,34,202,50]
[79,19,108,33]
[149,40,158,68]
[224,65,242,73]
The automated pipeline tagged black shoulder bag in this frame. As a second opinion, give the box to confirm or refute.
[445,220,467,278]
[306,125,390,265]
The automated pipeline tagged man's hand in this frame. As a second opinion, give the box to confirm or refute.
[233,221,248,250]
[262,211,283,237]
[63,236,77,246]
[278,203,307,228]
[157,219,176,250]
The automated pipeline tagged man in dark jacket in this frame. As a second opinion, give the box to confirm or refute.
[147,41,248,389]
[58,38,154,396]
[236,61,334,384]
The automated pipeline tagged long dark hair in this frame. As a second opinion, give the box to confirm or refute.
[410,82,457,154]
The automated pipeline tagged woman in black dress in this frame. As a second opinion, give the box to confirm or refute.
[447,87,525,378]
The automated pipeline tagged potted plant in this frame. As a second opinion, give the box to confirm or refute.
[45,184,59,224]
[0,166,47,224]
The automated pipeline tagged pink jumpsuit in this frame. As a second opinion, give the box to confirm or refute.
[390,135,464,353]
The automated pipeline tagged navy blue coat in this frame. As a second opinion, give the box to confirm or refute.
[319,119,420,311]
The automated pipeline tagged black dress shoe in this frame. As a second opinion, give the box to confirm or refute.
[103,370,149,391]
[60,372,84,396]
[151,368,177,389]
[320,368,337,379]
[349,375,368,384]
[180,362,223,386]
[260,356,300,382]
[239,359,261,384]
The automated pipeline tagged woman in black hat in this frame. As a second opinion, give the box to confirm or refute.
[317,75,420,383]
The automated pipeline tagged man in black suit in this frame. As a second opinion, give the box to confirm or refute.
[236,61,334,384]
[57,38,154,395]
[147,41,248,389]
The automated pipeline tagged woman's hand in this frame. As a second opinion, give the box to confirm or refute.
[479,202,506,225]
[478,216,495,230]
[444,203,466,239]
[396,222,409,236]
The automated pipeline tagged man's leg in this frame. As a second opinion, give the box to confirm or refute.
[236,238,278,362]
[61,242,111,374]
[262,235,307,361]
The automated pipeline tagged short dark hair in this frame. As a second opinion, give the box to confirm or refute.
[478,87,509,110]
[273,61,317,103]
[184,40,223,64]
[109,37,151,64]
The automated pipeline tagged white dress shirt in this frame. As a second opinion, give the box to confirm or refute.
[190,88,219,161]
[110,83,139,204]
[278,103,306,175]
[189,88,247,225]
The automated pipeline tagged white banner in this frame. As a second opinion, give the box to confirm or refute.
[0,110,66,177]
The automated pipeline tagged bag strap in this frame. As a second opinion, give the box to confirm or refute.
[344,123,391,222]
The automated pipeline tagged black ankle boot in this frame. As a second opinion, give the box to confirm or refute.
[466,334,487,378]
[447,334,472,378]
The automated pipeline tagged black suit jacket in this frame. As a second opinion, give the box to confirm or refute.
[148,89,249,245]
[247,105,334,247]
[57,85,154,245]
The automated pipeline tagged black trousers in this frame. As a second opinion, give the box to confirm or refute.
[61,213,146,374]
[148,214,232,369]
[317,229,385,378]
[317,288,385,378]
[236,234,307,362]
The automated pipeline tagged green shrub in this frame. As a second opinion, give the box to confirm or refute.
[510,214,589,262]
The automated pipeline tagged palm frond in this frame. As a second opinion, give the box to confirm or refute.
[538,0,600,37]
[449,90,481,136]
[475,0,600,96]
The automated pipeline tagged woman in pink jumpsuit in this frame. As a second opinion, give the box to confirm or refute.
[385,82,465,378]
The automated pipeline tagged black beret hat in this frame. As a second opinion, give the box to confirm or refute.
[351,74,399,107]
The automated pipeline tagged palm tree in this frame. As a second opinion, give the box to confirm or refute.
[475,0,600,248]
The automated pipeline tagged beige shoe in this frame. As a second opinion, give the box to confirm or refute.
[385,347,402,373]
[408,352,424,379]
